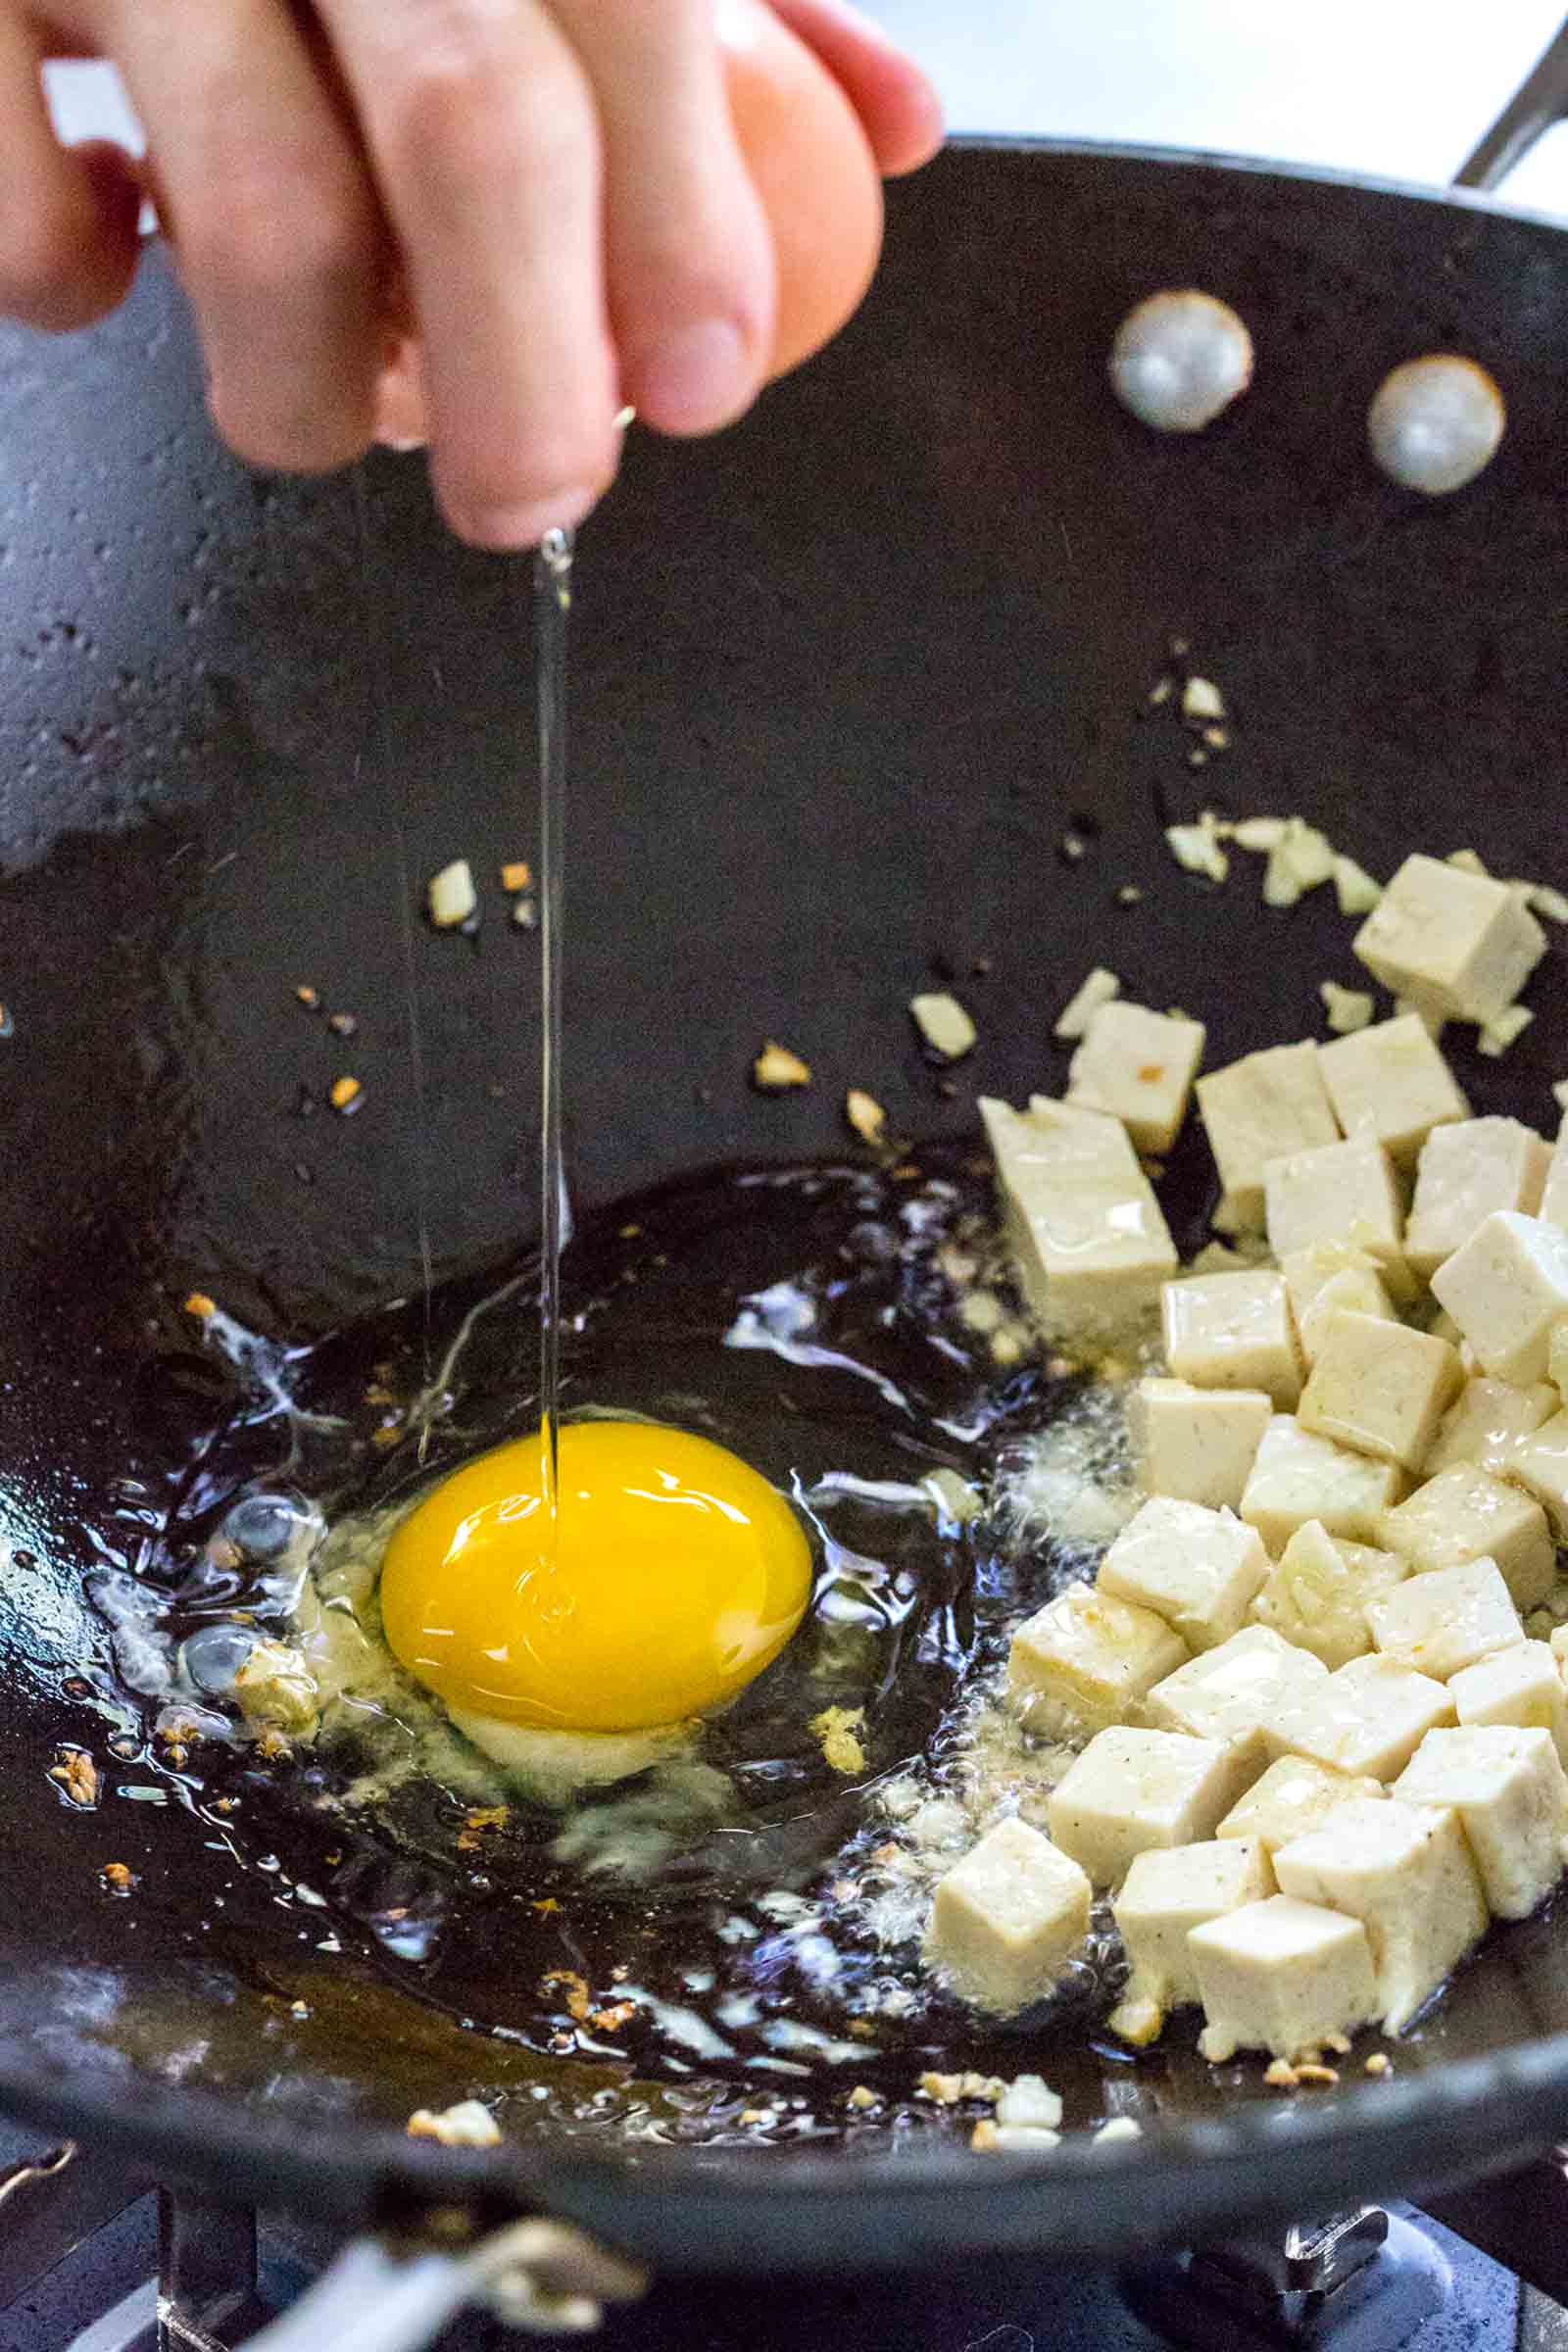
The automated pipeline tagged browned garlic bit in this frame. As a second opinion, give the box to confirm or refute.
[1109,290,1253,432]
[50,1748,99,1807]
[1367,356,1505,496]
[500,860,533,892]
[406,2099,503,2148]
[753,1040,811,1092]
[329,1075,363,1114]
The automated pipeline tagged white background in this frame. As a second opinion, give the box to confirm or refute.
[45,3,1568,217]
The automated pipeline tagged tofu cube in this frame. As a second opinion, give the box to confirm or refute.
[1218,1755,1386,1852]
[1405,1118,1551,1279]
[1396,1725,1568,1921]
[925,1817,1093,2013]
[1065,1001,1206,1154]
[1425,1376,1558,1478]
[1317,1014,1471,1170]
[1241,1415,1409,1552]
[980,1096,1178,1345]
[1190,1895,1378,2061]
[1380,1467,1554,1611]
[1197,1043,1341,1235]
[1450,1643,1568,1769]
[1097,1496,1270,1652]
[1368,1558,1522,1683]
[1283,1243,1397,1366]
[1352,853,1546,1025]
[1145,1626,1329,1780]
[1273,1797,1487,2032]
[1113,1838,1275,2009]
[1006,1582,1189,1739]
[1298,1311,1462,1472]
[1430,1212,1568,1387]
[1265,1137,1403,1263]
[1271,1653,1455,1781]
[1131,1378,1272,1511]
[1250,1519,1408,1669]
[1541,1117,1568,1233]
[1162,1271,1303,1408]
[1508,1409,1568,1539]
[1048,1728,1251,1887]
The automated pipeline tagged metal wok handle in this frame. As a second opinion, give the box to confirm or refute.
[1455,13,1568,189]
[237,2219,647,2350]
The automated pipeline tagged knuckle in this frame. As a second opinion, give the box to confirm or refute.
[189,166,371,304]
[381,16,588,189]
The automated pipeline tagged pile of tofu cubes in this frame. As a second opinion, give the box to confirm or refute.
[929,853,1568,2064]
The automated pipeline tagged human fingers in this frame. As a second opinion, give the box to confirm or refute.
[106,0,383,470]
[765,0,943,175]
[0,9,139,327]
[315,0,619,550]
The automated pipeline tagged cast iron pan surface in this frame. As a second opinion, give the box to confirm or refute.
[1,142,1568,2267]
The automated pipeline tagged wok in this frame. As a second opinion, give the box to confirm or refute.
[2,130,1568,2293]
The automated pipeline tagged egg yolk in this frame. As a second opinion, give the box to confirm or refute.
[377,1420,811,1734]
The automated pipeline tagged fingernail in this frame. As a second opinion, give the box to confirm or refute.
[454,482,597,552]
[636,319,752,430]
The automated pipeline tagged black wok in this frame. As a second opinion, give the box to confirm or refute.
[2,139,1568,2278]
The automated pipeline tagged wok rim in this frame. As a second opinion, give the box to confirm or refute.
[6,136,1568,2259]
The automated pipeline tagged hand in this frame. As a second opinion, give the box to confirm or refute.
[0,0,942,548]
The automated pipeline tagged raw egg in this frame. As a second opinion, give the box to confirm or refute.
[378,1419,811,1734]
[371,0,883,446]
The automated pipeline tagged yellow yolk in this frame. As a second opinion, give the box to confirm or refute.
[377,1420,812,1734]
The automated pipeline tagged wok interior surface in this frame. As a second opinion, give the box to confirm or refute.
[2,143,1568,2263]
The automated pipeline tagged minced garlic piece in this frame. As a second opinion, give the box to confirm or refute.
[500,860,532,892]
[1182,677,1225,722]
[1478,1006,1535,1058]
[329,1076,363,1113]
[909,992,977,1060]
[1233,816,1286,852]
[1107,1993,1163,2046]
[810,1705,867,1775]
[1320,982,1375,1035]
[1054,966,1122,1040]
[753,1040,811,1091]
[845,1089,887,1145]
[1529,884,1568,924]
[426,859,477,928]
[1164,825,1229,883]
[233,1641,319,1735]
[1262,818,1335,908]
[184,1293,217,1320]
[407,2099,502,2148]
[1334,856,1384,915]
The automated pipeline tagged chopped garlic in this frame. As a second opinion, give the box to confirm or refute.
[845,1089,887,1145]
[1334,856,1384,915]
[1164,825,1229,883]
[407,2099,502,2148]
[1095,2117,1143,2143]
[1478,1005,1535,1059]
[1234,816,1287,853]
[1447,849,1489,875]
[809,1705,867,1775]
[1053,966,1122,1040]
[1262,818,1335,908]
[1529,885,1568,924]
[1182,676,1226,723]
[753,1040,811,1091]
[427,858,477,928]
[996,2075,1063,2130]
[1320,981,1375,1035]
[909,992,977,1060]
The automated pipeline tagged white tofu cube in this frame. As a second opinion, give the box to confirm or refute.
[1424,1376,1558,1478]
[1271,1653,1455,1781]
[1197,1043,1341,1235]
[1048,1728,1251,1886]
[1352,853,1546,1025]
[925,1817,1093,2012]
[980,1097,1177,1345]
[1113,1838,1275,2009]
[1450,1643,1568,1769]
[1273,1796,1487,2032]
[1065,1002,1206,1154]
[1317,1015,1471,1170]
[1145,1626,1329,1780]
[1162,1271,1303,1408]
[1431,1213,1568,1388]
[1405,1118,1551,1279]
[1241,1415,1409,1552]
[1265,1137,1403,1262]
[1283,1243,1397,1366]
[1380,1467,1554,1611]
[1541,1117,1568,1234]
[1007,1582,1189,1739]
[1097,1496,1270,1652]
[1217,1756,1386,1852]
[1507,1409,1568,1539]
[1131,1378,1272,1512]
[1368,1558,1522,1683]
[1250,1519,1408,1669]
[1396,1726,1568,1921]
[1298,1312,1462,1473]
[1190,1895,1378,2061]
